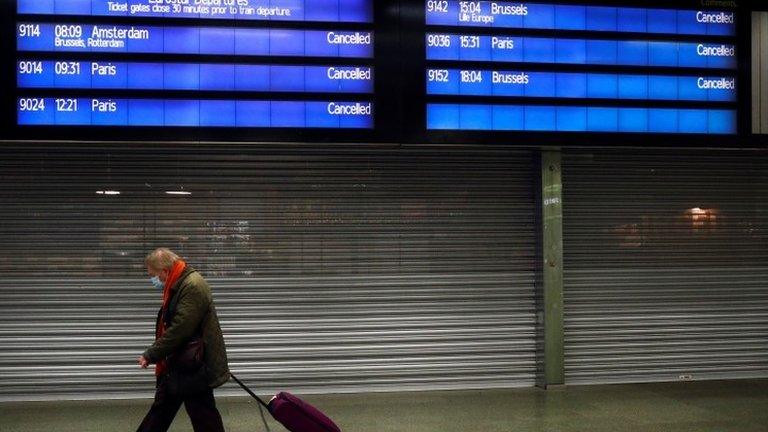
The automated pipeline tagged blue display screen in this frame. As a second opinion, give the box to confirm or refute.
[17,23,374,58]
[18,0,374,23]
[15,0,376,132]
[427,104,736,134]
[426,34,737,69]
[425,1,735,36]
[424,2,739,135]
[426,69,736,102]
[17,98,374,128]
[11,1,741,138]
[18,61,374,94]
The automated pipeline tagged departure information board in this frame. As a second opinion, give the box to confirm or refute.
[15,0,375,129]
[425,1,739,134]
[4,1,753,142]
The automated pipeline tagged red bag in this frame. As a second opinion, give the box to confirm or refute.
[232,374,341,432]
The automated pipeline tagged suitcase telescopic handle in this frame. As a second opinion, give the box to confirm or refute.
[231,373,272,411]
[231,373,273,432]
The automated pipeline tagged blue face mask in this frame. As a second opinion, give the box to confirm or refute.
[150,276,164,290]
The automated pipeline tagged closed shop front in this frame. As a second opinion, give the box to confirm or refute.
[0,144,539,400]
[563,149,768,384]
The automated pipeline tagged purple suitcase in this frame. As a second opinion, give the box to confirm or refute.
[232,374,341,432]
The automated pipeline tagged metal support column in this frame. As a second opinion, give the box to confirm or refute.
[538,149,564,388]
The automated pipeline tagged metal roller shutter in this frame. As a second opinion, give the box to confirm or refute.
[0,143,538,401]
[562,149,768,385]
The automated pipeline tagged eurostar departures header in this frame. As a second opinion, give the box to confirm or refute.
[18,0,374,22]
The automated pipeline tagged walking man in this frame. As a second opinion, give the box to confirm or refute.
[137,248,230,432]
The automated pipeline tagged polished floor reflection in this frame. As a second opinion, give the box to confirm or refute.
[1,379,766,432]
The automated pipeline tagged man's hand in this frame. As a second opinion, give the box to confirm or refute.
[138,355,150,369]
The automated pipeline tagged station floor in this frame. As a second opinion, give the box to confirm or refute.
[1,379,766,432]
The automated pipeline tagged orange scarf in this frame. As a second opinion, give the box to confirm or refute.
[155,259,187,376]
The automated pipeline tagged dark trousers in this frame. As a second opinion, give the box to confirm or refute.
[137,377,225,432]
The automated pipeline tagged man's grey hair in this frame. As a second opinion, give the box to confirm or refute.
[145,248,181,270]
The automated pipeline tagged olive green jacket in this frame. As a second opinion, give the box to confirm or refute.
[143,266,230,389]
